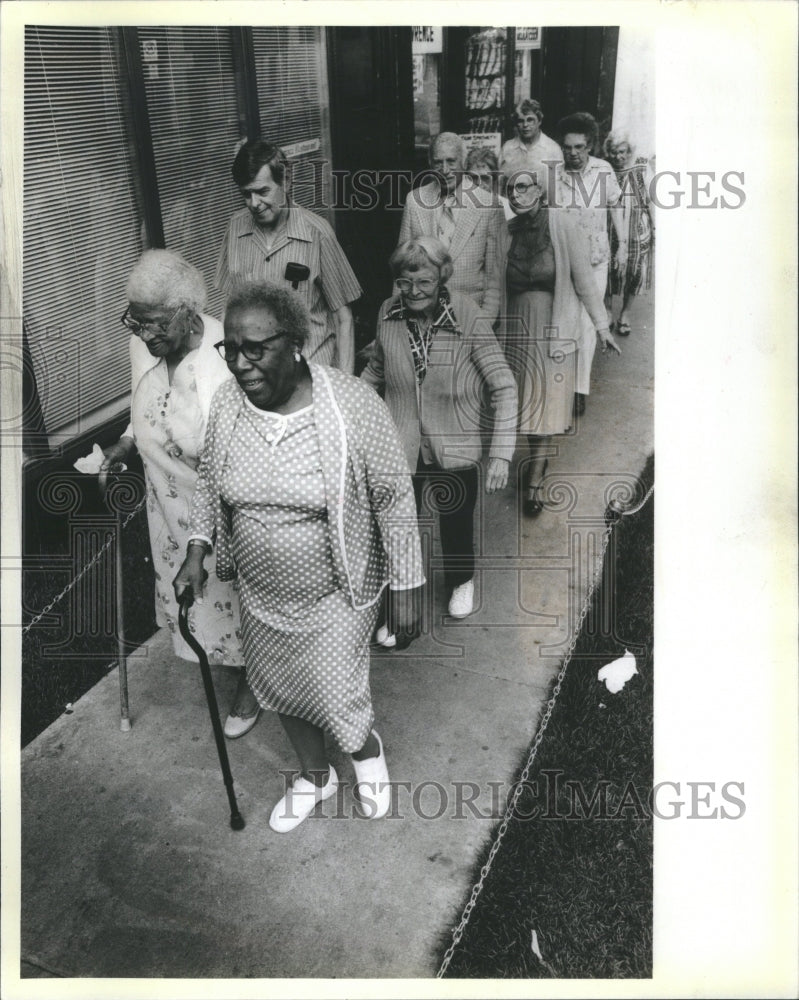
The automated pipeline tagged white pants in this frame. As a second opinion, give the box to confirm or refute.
[576,261,609,396]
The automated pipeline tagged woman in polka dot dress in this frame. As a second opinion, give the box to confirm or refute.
[174,281,424,832]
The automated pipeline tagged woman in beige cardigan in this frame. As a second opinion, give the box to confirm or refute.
[499,168,621,516]
[361,237,517,622]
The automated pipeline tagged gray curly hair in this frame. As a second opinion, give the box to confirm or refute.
[224,280,310,349]
[126,249,207,313]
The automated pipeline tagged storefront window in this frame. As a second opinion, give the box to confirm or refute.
[251,26,332,220]
[464,27,506,138]
[141,26,244,320]
[24,26,144,440]
[23,25,332,443]
[513,27,542,106]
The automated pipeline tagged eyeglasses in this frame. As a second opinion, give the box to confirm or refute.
[508,182,540,196]
[516,116,539,125]
[120,304,183,337]
[396,278,438,294]
[214,333,288,363]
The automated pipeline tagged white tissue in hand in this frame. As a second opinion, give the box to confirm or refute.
[73,444,126,474]
[597,649,638,693]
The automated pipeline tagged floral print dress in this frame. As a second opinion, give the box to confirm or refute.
[132,352,242,664]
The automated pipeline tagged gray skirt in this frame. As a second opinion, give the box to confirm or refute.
[505,289,577,436]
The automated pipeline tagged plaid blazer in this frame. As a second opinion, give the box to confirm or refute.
[397,182,504,323]
[361,289,518,471]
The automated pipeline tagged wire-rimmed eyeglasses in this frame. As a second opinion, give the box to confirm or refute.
[120,304,183,337]
[396,277,438,294]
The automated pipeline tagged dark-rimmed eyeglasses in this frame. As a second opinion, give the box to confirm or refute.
[120,304,183,337]
[508,181,541,196]
[214,333,288,363]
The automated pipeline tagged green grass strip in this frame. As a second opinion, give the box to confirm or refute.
[438,454,654,979]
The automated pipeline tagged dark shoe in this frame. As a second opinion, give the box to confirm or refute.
[617,321,631,336]
[523,459,548,517]
[523,487,544,517]
[573,392,586,416]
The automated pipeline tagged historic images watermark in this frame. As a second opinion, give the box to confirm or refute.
[284,159,747,212]
[280,770,747,822]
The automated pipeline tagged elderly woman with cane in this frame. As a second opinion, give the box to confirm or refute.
[173,281,423,833]
[361,236,517,625]
[100,250,260,738]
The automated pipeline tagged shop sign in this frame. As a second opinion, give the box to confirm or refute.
[460,132,502,156]
[412,27,443,54]
[282,138,321,158]
[515,27,541,50]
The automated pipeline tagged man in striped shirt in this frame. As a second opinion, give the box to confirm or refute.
[216,140,361,373]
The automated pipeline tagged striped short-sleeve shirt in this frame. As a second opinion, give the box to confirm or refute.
[215,203,362,364]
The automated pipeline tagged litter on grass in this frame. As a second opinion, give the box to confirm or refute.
[530,929,557,975]
[597,649,638,693]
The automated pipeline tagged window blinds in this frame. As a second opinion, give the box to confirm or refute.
[24,26,144,437]
[139,27,244,319]
[23,25,333,441]
[251,27,332,219]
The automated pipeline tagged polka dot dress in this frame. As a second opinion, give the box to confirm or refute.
[221,399,378,754]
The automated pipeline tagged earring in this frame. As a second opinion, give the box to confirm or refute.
[293,349,301,362]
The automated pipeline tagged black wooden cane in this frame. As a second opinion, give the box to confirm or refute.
[178,592,245,830]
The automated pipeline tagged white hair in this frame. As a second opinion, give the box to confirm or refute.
[126,249,207,312]
[430,131,467,163]
[604,129,636,157]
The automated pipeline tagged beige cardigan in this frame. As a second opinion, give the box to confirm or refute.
[497,207,610,357]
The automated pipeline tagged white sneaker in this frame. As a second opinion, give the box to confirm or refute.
[375,624,397,648]
[448,578,474,618]
[269,766,339,833]
[352,730,391,819]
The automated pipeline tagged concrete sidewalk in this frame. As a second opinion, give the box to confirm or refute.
[20,294,654,979]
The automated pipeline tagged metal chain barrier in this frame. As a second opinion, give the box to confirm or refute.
[608,482,655,521]
[22,495,147,636]
[437,484,654,978]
